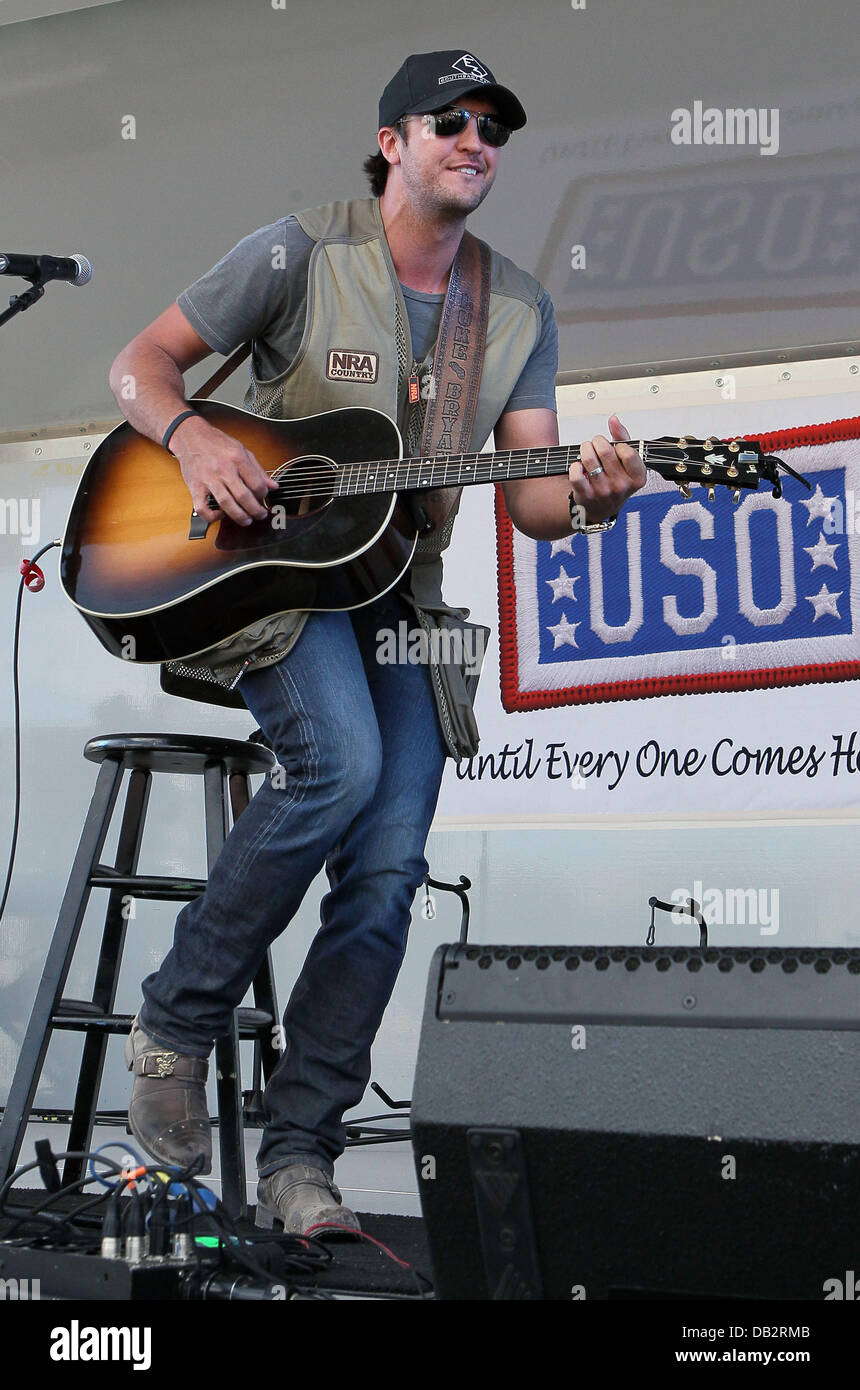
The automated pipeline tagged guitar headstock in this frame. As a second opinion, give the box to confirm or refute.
[644,436,809,502]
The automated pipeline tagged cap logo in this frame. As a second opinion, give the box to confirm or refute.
[439,53,490,86]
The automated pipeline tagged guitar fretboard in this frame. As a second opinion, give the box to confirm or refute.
[334,444,647,496]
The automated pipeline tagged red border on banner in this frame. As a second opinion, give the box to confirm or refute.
[495,415,860,712]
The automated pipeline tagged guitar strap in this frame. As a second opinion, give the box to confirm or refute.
[187,342,251,402]
[408,230,491,535]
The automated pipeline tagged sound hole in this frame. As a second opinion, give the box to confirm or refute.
[213,456,337,553]
[270,455,336,518]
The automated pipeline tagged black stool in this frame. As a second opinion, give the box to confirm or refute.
[0,733,280,1218]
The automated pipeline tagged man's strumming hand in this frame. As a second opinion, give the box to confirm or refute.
[170,414,278,526]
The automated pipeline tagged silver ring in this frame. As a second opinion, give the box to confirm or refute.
[586,464,604,478]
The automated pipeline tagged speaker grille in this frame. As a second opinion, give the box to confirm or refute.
[439,945,860,1027]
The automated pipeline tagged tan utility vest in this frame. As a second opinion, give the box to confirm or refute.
[185,196,544,681]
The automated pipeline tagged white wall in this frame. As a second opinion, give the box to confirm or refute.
[1,0,858,433]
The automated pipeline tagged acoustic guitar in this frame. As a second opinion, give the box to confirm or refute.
[60,399,806,663]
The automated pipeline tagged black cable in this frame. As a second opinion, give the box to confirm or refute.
[1,1204,103,1247]
[0,1148,204,1240]
[0,537,60,927]
[0,1148,125,1242]
[346,1131,412,1147]
[196,1192,333,1284]
[1,1146,426,1294]
[346,1110,411,1126]
[647,894,708,948]
[4,1146,377,1287]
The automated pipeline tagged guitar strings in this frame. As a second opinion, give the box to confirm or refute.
[245,444,745,502]
[252,445,714,497]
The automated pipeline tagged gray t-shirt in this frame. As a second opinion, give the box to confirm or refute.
[177,215,558,416]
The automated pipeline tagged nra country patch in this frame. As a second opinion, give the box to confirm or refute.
[325,349,379,383]
[495,417,860,709]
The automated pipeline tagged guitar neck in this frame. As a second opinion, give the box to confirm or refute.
[336,443,648,497]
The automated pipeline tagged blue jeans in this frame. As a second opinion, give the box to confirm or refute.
[139,590,448,1179]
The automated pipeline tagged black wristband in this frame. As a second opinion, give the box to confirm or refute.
[162,409,199,453]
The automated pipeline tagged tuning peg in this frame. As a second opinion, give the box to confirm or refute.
[707,487,715,502]
[703,438,715,451]
[733,490,741,503]
[701,462,712,475]
[726,464,739,478]
[677,437,688,449]
[728,440,741,452]
[679,483,692,499]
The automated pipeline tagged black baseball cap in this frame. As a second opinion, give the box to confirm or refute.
[379,50,527,132]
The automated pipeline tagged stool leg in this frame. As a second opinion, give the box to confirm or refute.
[63,768,152,1186]
[203,760,229,865]
[204,759,247,1218]
[253,951,280,1088]
[0,757,124,1187]
[214,1017,245,1216]
[230,772,281,1088]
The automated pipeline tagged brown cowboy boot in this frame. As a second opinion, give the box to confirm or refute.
[255,1164,361,1238]
[124,1016,212,1173]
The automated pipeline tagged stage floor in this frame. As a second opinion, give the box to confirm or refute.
[0,1189,435,1300]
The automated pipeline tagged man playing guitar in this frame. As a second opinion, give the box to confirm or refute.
[111,49,646,1236]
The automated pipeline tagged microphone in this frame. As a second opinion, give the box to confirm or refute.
[0,252,93,286]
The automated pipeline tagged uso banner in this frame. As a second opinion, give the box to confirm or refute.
[498,417,860,707]
[436,412,860,820]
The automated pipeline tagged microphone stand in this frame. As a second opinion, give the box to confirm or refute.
[0,274,49,330]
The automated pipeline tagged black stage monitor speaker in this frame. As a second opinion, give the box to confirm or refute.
[410,944,860,1300]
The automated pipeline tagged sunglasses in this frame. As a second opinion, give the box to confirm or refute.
[414,107,511,148]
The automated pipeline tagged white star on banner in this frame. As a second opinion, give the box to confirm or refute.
[546,565,579,602]
[549,536,575,557]
[547,612,580,649]
[806,583,842,621]
[799,484,838,525]
[803,533,840,570]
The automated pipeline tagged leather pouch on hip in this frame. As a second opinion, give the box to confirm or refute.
[416,607,491,762]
